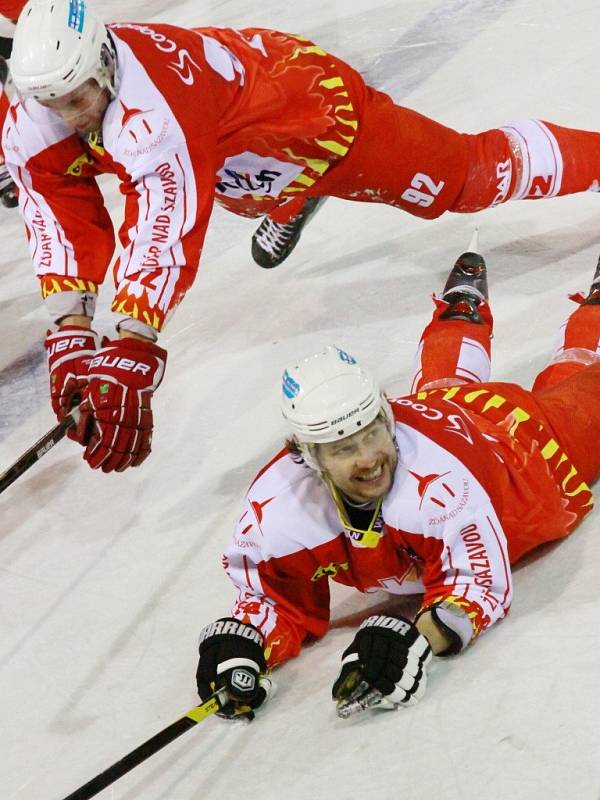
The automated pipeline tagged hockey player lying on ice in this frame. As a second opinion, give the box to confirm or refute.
[6,0,600,474]
[196,247,600,719]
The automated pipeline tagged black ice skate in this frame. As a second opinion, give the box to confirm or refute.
[0,58,16,209]
[251,196,326,268]
[0,162,17,208]
[583,254,600,305]
[440,244,489,324]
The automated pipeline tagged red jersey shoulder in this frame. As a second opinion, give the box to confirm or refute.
[109,23,211,87]
[389,393,507,504]
[247,447,290,492]
[0,0,25,20]
[390,394,480,449]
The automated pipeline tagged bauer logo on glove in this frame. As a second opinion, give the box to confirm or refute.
[74,337,167,473]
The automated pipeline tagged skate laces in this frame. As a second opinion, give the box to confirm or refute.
[254,216,297,257]
[443,284,487,303]
[0,164,14,193]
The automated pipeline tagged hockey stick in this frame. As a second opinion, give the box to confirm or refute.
[0,408,80,495]
[60,690,225,800]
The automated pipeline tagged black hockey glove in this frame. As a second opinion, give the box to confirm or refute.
[332,615,432,718]
[196,617,272,720]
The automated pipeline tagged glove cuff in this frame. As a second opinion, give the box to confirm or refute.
[102,336,168,361]
[115,313,159,342]
[418,601,474,656]
[217,656,263,675]
[44,287,97,324]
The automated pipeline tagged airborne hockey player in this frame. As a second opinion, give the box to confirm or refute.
[7,0,600,473]
[196,249,600,719]
[0,0,25,208]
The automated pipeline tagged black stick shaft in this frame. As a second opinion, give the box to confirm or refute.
[0,412,77,495]
[60,696,222,800]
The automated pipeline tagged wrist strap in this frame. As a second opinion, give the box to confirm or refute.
[419,601,474,656]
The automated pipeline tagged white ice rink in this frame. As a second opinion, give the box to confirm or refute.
[2,1,600,798]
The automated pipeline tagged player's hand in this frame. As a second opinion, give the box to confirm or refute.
[332,615,432,718]
[196,618,273,721]
[45,326,100,422]
[74,336,167,473]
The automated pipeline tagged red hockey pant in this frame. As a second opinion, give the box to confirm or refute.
[271,77,600,223]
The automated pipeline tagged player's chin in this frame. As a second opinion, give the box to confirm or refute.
[74,118,100,134]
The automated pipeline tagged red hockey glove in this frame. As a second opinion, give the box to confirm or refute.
[45,326,100,421]
[74,337,167,473]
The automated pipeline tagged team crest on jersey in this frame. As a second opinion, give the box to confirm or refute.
[407,469,470,526]
[65,152,94,177]
[116,102,170,158]
[216,151,304,199]
[311,561,350,582]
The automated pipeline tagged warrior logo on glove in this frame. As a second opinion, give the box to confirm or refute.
[196,617,273,720]
[332,615,433,718]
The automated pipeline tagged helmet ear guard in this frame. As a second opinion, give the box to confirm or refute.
[98,41,118,97]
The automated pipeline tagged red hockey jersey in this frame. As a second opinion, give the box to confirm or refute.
[225,382,593,667]
[0,0,25,21]
[2,25,360,335]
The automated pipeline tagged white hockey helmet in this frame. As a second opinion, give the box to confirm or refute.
[281,345,393,447]
[11,0,115,101]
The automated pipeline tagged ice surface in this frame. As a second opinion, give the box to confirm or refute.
[2,2,600,799]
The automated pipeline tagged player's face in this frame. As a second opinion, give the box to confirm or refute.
[39,79,110,133]
[316,417,397,504]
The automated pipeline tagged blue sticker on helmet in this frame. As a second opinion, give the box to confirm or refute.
[337,348,357,365]
[68,0,85,33]
[282,370,300,399]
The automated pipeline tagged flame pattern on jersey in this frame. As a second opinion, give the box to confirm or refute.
[415,382,594,538]
[40,276,98,299]
[2,25,359,335]
[219,370,598,668]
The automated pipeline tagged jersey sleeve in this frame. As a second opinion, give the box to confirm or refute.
[109,139,215,337]
[2,108,115,323]
[104,28,219,339]
[223,491,332,668]
[386,432,513,651]
[0,0,26,20]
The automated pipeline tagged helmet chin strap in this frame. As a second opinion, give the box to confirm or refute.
[98,41,118,98]
[296,440,321,472]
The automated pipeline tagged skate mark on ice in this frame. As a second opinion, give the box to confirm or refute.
[365,0,518,99]
[0,344,46,443]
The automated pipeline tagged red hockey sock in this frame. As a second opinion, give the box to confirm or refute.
[411,298,493,393]
[533,301,600,392]
[452,119,600,212]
